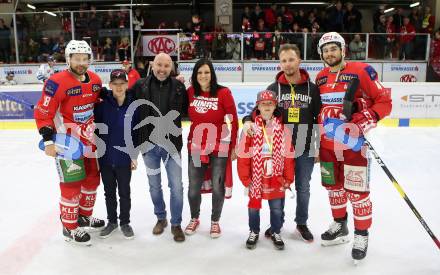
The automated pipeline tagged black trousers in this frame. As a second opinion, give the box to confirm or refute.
[188,155,227,222]
[100,165,132,225]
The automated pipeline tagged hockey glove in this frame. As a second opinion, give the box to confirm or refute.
[350,108,378,134]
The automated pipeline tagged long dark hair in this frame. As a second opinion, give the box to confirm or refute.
[191,59,224,97]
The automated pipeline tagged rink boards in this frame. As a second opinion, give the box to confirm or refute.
[1,82,440,129]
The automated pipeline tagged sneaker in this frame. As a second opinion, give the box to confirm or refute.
[352,230,369,263]
[296,224,314,242]
[184,218,200,235]
[171,225,185,242]
[99,223,118,239]
[321,216,350,246]
[271,233,285,250]
[152,219,168,235]
[264,227,272,238]
[210,221,221,238]
[246,231,259,250]
[63,227,91,246]
[78,215,105,232]
[120,224,135,240]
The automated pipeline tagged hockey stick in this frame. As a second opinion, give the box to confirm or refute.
[0,91,35,109]
[343,78,440,250]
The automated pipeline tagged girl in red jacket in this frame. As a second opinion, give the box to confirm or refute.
[184,59,239,238]
[237,90,295,250]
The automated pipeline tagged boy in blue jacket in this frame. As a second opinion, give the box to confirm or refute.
[95,69,138,239]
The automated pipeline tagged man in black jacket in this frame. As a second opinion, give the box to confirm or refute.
[129,53,188,242]
[243,44,321,242]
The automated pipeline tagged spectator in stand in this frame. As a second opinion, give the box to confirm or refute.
[349,34,366,60]
[275,16,284,32]
[26,38,40,62]
[375,15,388,59]
[344,2,362,33]
[326,1,344,32]
[428,29,440,81]
[88,10,102,43]
[135,60,148,78]
[117,10,129,29]
[0,18,11,63]
[399,17,416,60]
[212,31,227,60]
[133,9,144,43]
[393,8,405,32]
[264,3,278,30]
[32,14,47,41]
[103,11,116,29]
[118,37,130,61]
[373,5,386,32]
[254,18,270,59]
[52,36,67,62]
[287,22,304,57]
[251,4,264,30]
[1,71,17,85]
[38,37,53,63]
[409,7,422,32]
[226,35,241,60]
[75,9,88,39]
[317,10,327,32]
[385,16,397,59]
[272,29,285,59]
[280,6,294,31]
[183,21,192,33]
[191,14,205,58]
[242,6,252,22]
[62,13,72,36]
[307,11,317,31]
[295,9,308,29]
[422,6,435,34]
[122,60,141,88]
[102,37,115,61]
[14,9,29,46]
[173,21,181,31]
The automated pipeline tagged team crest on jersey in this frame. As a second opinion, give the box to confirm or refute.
[337,73,358,83]
[66,86,82,96]
[364,65,377,81]
[92,84,101,93]
[191,97,218,114]
[44,79,59,97]
[316,76,328,87]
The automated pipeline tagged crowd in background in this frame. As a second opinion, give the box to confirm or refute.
[0,1,438,65]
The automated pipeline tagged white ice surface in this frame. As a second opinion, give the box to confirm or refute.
[0,127,439,275]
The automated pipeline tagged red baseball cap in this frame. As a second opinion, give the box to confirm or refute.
[122,60,130,65]
[256,90,277,104]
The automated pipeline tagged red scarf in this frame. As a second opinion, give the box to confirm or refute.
[249,115,285,209]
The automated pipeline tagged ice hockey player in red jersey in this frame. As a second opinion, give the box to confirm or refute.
[315,32,392,262]
[34,40,105,245]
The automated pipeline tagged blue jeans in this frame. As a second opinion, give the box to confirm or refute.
[142,145,183,226]
[293,152,315,225]
[249,199,283,234]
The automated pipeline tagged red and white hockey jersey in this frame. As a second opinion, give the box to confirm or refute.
[34,70,102,145]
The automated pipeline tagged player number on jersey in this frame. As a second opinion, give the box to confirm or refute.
[43,96,51,107]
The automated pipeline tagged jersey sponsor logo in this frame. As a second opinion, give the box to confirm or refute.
[190,97,219,113]
[73,103,94,111]
[280,93,312,104]
[73,109,93,123]
[92,84,101,92]
[364,65,378,81]
[400,74,417,82]
[320,92,345,105]
[316,76,328,87]
[44,79,59,97]
[337,73,358,83]
[344,164,369,192]
[66,86,82,96]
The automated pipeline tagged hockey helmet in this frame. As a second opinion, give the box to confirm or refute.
[317,32,346,56]
[65,40,93,66]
